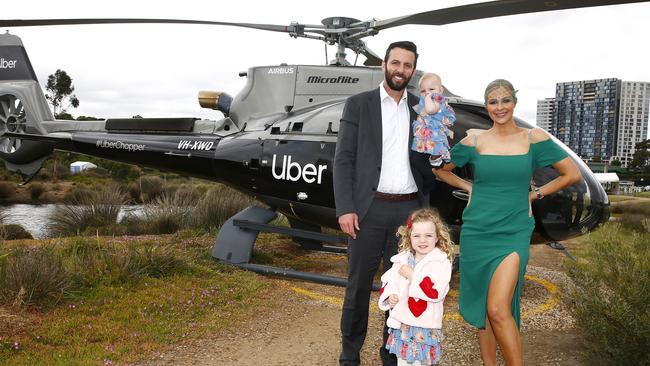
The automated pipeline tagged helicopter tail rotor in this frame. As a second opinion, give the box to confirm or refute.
[0,32,55,178]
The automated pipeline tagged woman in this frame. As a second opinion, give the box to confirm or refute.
[433,79,580,366]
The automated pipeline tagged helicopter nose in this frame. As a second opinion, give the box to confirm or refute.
[532,151,609,241]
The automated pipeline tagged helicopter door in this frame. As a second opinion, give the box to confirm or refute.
[259,120,337,225]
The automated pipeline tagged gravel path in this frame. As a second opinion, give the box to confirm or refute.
[137,243,584,365]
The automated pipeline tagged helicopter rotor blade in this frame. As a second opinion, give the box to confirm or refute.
[0,18,312,35]
[370,0,648,30]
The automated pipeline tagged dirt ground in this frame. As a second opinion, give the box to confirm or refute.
[137,239,584,366]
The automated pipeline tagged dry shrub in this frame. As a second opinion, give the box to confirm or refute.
[140,176,164,201]
[28,182,46,201]
[0,181,16,200]
[1,224,33,240]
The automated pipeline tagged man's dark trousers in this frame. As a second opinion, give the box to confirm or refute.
[339,197,419,366]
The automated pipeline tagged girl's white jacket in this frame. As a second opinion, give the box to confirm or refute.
[378,248,452,329]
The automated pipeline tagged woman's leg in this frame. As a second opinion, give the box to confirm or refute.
[478,316,497,366]
[486,252,523,366]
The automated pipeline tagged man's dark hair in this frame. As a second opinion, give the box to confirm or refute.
[383,41,418,68]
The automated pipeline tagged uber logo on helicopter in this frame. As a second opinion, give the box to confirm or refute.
[306,75,359,84]
[271,154,327,184]
[177,140,215,151]
[267,67,294,74]
[0,58,18,69]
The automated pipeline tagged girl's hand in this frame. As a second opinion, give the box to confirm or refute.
[388,294,399,308]
[399,265,414,280]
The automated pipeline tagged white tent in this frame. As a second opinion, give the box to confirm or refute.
[70,161,97,174]
[594,173,620,194]
[594,173,619,184]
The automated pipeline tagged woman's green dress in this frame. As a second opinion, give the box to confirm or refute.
[450,135,568,328]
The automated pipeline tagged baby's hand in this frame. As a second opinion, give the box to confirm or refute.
[399,265,414,280]
[388,294,399,308]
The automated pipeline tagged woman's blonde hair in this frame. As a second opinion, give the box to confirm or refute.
[396,208,454,261]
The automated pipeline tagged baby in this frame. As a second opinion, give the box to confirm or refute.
[412,73,456,167]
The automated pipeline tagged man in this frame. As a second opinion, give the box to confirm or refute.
[334,41,430,366]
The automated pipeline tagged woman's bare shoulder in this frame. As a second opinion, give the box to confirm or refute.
[459,129,486,146]
[527,128,551,143]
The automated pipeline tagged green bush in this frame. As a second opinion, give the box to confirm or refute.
[563,223,650,365]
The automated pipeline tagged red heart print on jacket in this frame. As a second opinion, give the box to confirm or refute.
[419,276,439,299]
[408,296,427,317]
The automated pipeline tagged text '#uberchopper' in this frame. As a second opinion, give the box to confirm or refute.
[0,0,644,286]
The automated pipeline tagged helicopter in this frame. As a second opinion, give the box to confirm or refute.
[0,0,646,285]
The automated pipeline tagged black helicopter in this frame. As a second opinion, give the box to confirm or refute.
[0,0,643,283]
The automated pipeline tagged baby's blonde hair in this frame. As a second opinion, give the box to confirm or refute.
[396,208,454,261]
[418,72,442,90]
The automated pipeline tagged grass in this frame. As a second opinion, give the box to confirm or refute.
[0,234,267,365]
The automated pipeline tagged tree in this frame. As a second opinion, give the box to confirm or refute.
[629,139,650,170]
[45,69,80,117]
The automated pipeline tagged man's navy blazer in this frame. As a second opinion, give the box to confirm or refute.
[333,87,432,222]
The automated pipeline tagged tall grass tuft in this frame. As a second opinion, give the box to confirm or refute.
[610,199,650,216]
[191,185,256,231]
[0,237,186,308]
[563,223,650,365]
[0,245,71,307]
[47,184,127,237]
[122,184,256,235]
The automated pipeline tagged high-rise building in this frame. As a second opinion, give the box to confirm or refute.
[551,78,620,162]
[536,98,554,131]
[612,81,650,167]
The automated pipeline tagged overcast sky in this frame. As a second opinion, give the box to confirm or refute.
[4,0,650,134]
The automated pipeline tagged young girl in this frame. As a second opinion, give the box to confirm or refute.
[378,208,454,366]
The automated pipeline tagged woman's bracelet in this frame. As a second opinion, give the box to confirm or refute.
[533,186,544,200]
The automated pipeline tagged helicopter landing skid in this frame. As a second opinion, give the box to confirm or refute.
[211,206,380,290]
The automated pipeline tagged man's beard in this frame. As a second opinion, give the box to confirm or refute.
[384,68,412,91]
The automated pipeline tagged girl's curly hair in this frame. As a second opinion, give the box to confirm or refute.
[396,208,455,261]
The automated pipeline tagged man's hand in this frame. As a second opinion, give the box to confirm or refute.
[338,213,360,240]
